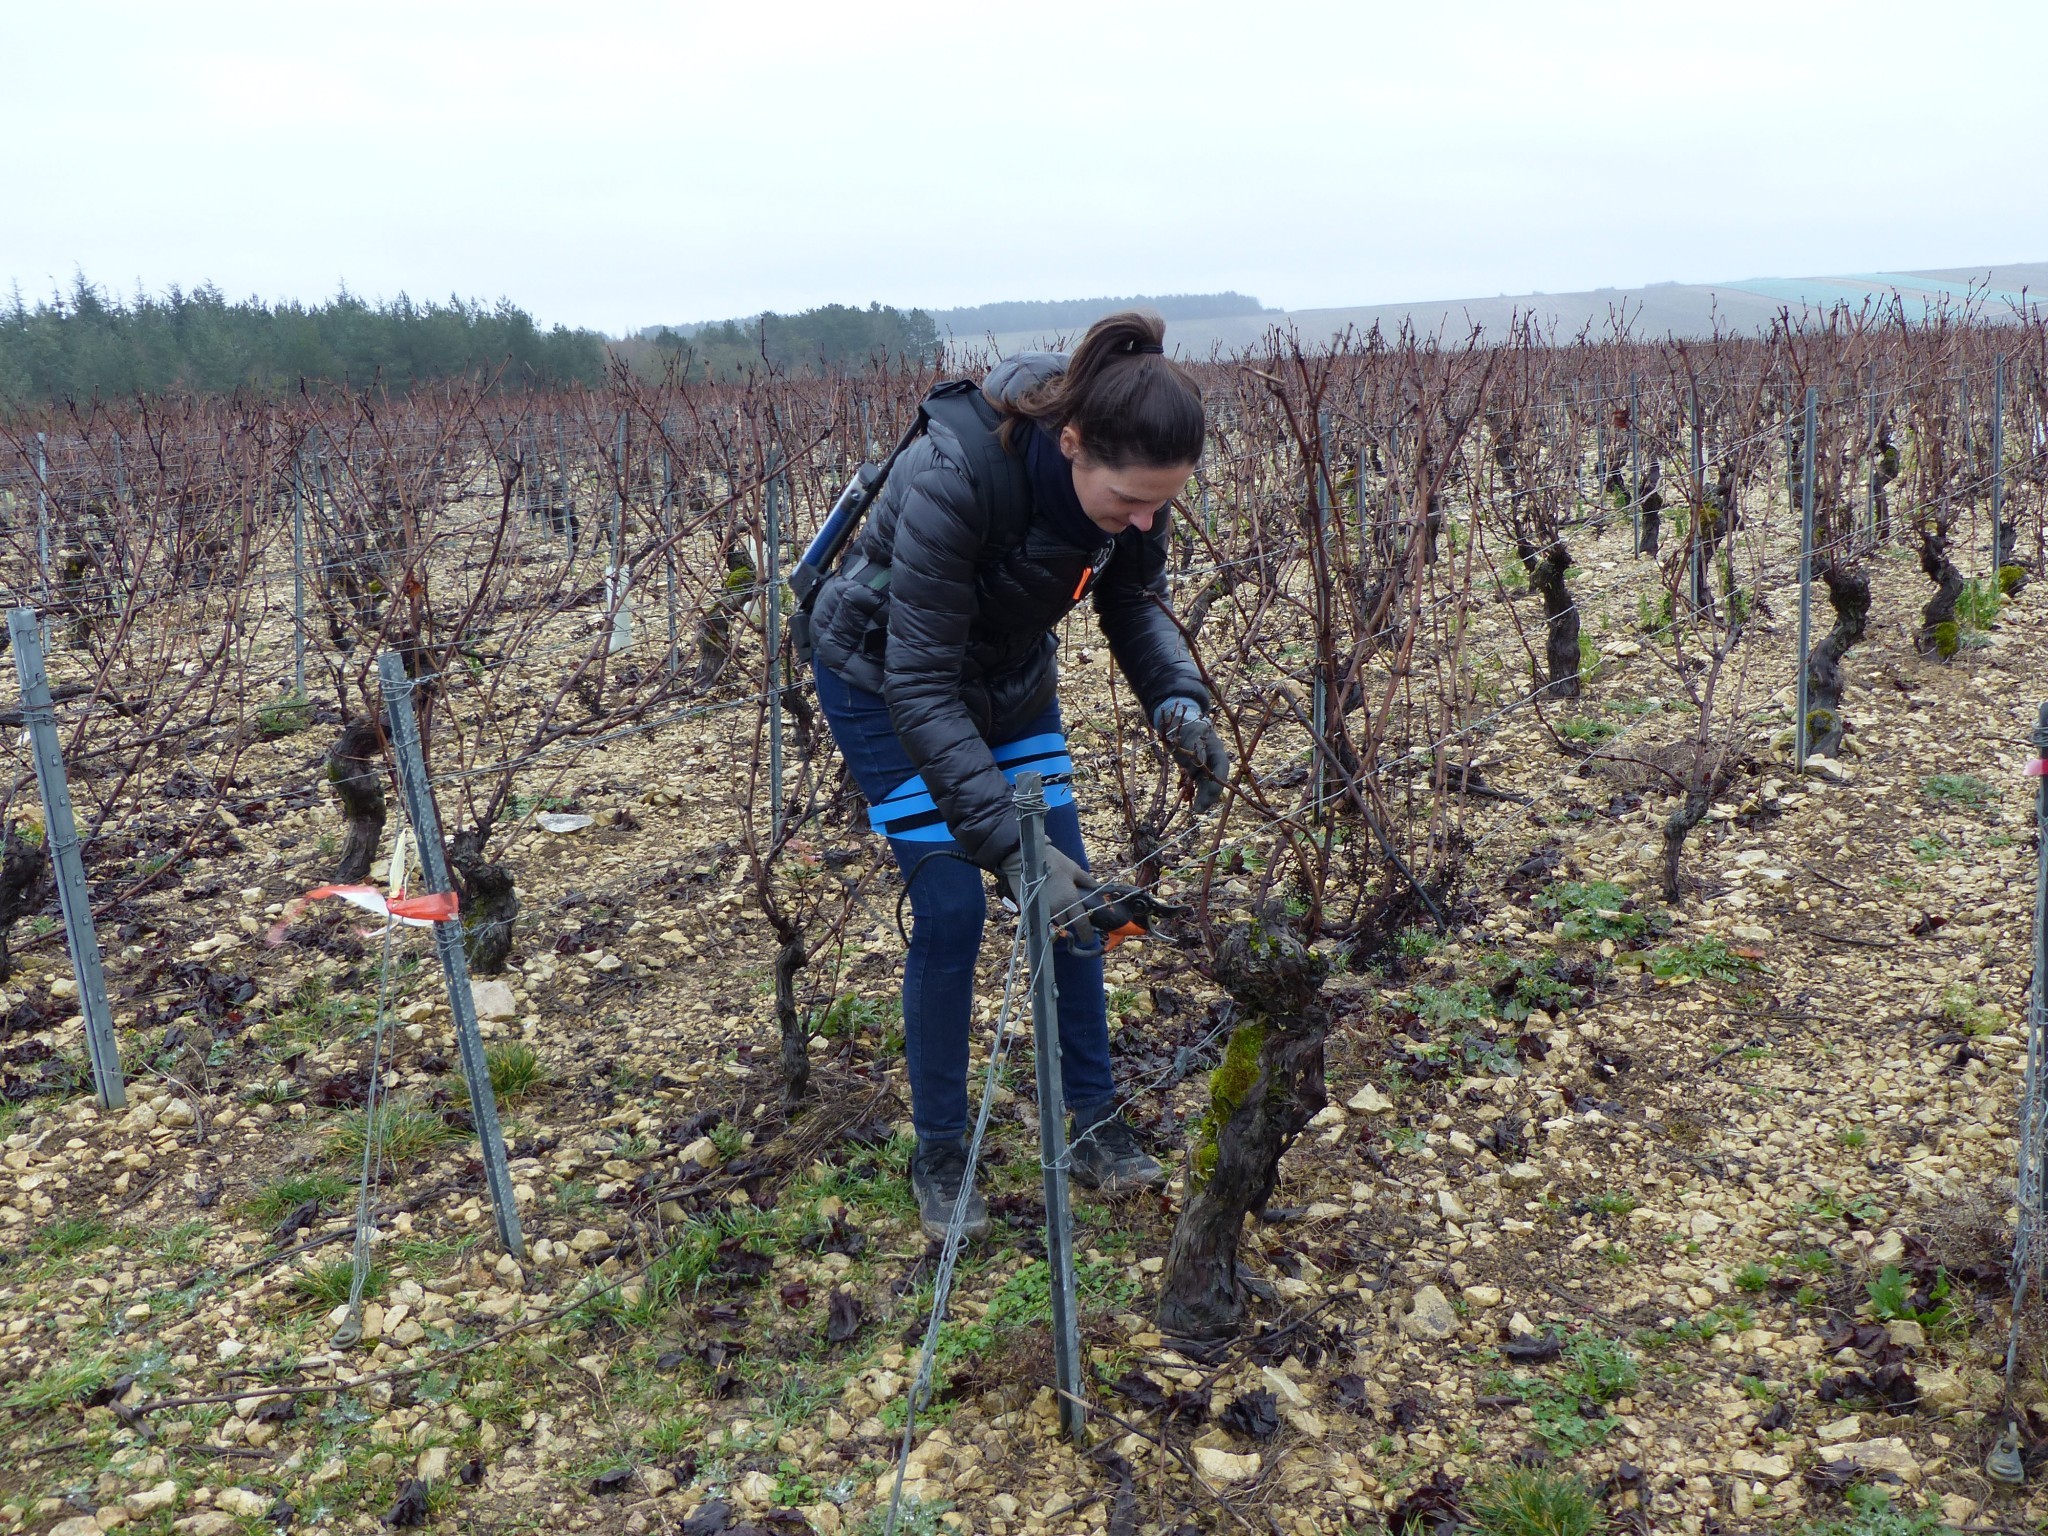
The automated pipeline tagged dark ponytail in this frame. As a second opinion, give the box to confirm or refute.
[995,310,1205,469]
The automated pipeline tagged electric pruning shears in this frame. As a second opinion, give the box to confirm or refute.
[1062,880,1190,955]
[999,875,1186,954]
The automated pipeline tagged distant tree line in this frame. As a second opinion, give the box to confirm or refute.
[930,292,1273,335]
[0,278,610,403]
[634,293,1275,377]
[645,302,940,380]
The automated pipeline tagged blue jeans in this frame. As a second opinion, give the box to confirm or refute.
[812,662,1116,1146]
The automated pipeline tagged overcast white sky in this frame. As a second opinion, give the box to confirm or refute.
[3,0,2043,334]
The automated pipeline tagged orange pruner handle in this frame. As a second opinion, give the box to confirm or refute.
[1100,921,1147,952]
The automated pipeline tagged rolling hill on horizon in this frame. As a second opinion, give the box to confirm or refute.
[944,263,2048,357]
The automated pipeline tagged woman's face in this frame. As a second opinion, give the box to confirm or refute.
[1059,424,1195,536]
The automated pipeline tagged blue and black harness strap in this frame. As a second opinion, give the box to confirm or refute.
[867,731,1074,843]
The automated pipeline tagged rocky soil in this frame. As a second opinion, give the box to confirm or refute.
[2,523,2046,1536]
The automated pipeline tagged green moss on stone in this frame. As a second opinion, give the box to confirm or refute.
[1932,620,1960,660]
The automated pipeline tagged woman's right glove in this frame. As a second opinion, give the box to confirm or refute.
[1000,845,1103,947]
[1153,697,1230,813]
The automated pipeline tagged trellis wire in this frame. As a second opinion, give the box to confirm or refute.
[333,895,406,1348]
[884,867,1032,1535]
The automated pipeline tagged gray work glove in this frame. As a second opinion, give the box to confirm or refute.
[1153,697,1229,813]
[1000,844,1102,947]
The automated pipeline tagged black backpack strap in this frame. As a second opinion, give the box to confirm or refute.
[795,380,1031,665]
[920,381,1033,545]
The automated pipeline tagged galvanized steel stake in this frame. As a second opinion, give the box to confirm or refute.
[1688,385,1705,609]
[555,417,573,558]
[662,441,680,679]
[1628,375,1641,558]
[111,432,130,601]
[1992,355,2007,573]
[1311,410,1333,817]
[2031,701,2048,1223]
[1015,772,1085,1440]
[33,435,52,649]
[1794,388,1816,772]
[1993,701,2048,1485]
[608,414,631,654]
[292,450,308,699]
[377,652,525,1258]
[9,609,124,1108]
[766,465,785,844]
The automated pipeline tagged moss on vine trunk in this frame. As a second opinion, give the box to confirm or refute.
[1157,912,1328,1343]
[1916,526,1964,659]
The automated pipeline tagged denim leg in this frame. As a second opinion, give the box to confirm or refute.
[893,841,985,1146]
[810,660,1118,1139]
[813,664,981,1145]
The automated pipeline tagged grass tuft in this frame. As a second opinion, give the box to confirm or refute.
[643,1412,708,1456]
[1954,577,2003,634]
[1556,717,1620,746]
[813,992,901,1042]
[452,1041,549,1104]
[29,1216,112,1260]
[487,1041,548,1100]
[265,976,378,1050]
[328,1094,457,1166]
[1560,1334,1637,1403]
[245,1171,350,1225]
[147,1221,212,1267]
[1,1350,113,1412]
[293,1258,391,1309]
[1464,1467,1607,1536]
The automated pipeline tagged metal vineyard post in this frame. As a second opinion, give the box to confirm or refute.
[377,651,525,1259]
[1015,771,1085,1440]
[8,609,124,1109]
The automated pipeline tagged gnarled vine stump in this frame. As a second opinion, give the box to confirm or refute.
[0,822,53,985]
[1157,912,1328,1344]
[773,927,811,1103]
[325,721,387,884]
[1915,526,1965,658]
[450,829,519,974]
[1638,461,1664,556]
[1530,543,1580,699]
[1804,565,1870,758]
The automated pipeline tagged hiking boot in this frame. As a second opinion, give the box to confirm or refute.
[911,1140,989,1244]
[1067,1109,1165,1194]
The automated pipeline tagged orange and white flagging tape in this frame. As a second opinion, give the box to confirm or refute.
[301,885,460,926]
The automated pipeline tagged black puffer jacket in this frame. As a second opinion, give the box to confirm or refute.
[812,353,1208,870]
